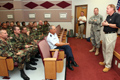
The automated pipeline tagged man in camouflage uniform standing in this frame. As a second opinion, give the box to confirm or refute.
[0,29,36,80]
[89,8,103,56]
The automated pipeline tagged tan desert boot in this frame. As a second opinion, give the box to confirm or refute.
[103,67,110,72]
[99,62,106,66]
[89,46,95,52]
[95,48,99,56]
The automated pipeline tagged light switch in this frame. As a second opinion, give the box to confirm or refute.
[118,63,120,69]
[115,60,117,65]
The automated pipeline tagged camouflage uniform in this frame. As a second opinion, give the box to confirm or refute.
[21,33,39,58]
[43,24,49,36]
[10,34,38,58]
[88,14,103,48]
[30,27,44,41]
[0,39,30,70]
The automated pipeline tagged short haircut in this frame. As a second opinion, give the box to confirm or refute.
[49,25,53,31]
[16,21,19,24]
[21,27,26,30]
[94,7,99,11]
[44,20,47,23]
[81,11,84,13]
[13,26,19,31]
[6,21,9,23]
[108,4,116,11]
[22,21,25,25]
[1,22,5,26]
[0,29,6,34]
[33,21,36,24]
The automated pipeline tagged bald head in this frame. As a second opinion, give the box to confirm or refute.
[0,29,8,39]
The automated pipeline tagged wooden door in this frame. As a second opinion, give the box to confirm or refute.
[74,5,87,37]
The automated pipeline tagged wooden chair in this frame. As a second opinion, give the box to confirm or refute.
[37,40,64,80]
[0,56,14,79]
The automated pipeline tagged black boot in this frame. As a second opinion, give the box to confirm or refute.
[71,61,79,67]
[35,53,41,58]
[30,60,37,65]
[26,62,37,70]
[68,63,74,71]
[31,58,39,62]
[20,69,30,80]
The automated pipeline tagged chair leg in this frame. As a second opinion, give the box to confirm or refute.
[3,76,10,79]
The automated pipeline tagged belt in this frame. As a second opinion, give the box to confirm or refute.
[105,32,116,34]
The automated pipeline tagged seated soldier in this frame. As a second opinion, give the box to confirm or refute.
[30,21,44,41]
[6,21,10,28]
[16,21,21,27]
[21,21,26,30]
[47,25,79,70]
[1,22,13,37]
[21,27,39,61]
[0,29,36,80]
[27,22,33,31]
[10,26,38,65]
[43,21,49,36]
[38,20,43,26]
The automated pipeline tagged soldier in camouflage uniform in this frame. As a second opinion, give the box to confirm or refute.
[6,21,10,29]
[43,21,49,36]
[16,21,21,27]
[30,21,44,41]
[1,22,13,37]
[10,26,38,65]
[21,27,39,62]
[0,29,36,80]
[89,8,103,56]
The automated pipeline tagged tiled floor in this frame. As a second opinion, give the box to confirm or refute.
[0,58,66,80]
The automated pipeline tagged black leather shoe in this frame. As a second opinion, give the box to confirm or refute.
[71,61,79,67]
[35,54,41,58]
[26,62,37,70]
[30,61,37,65]
[33,58,39,61]
[20,69,30,80]
[68,64,74,71]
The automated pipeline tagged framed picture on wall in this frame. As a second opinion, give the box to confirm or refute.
[44,13,51,18]
[7,14,14,19]
[60,13,67,19]
[29,14,35,19]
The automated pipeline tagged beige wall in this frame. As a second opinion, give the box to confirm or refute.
[0,0,72,22]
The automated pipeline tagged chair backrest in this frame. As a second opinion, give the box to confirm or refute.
[38,40,51,61]
[44,36,47,41]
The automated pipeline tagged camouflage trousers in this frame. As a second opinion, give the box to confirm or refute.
[90,29,101,48]
[26,45,39,58]
[13,50,30,70]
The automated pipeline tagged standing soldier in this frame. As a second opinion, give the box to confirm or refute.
[89,8,103,56]
[100,4,120,72]
[76,11,87,39]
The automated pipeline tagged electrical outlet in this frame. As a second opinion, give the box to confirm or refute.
[118,63,120,69]
[115,60,117,65]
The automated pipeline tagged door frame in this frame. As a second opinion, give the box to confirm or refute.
[74,4,88,37]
